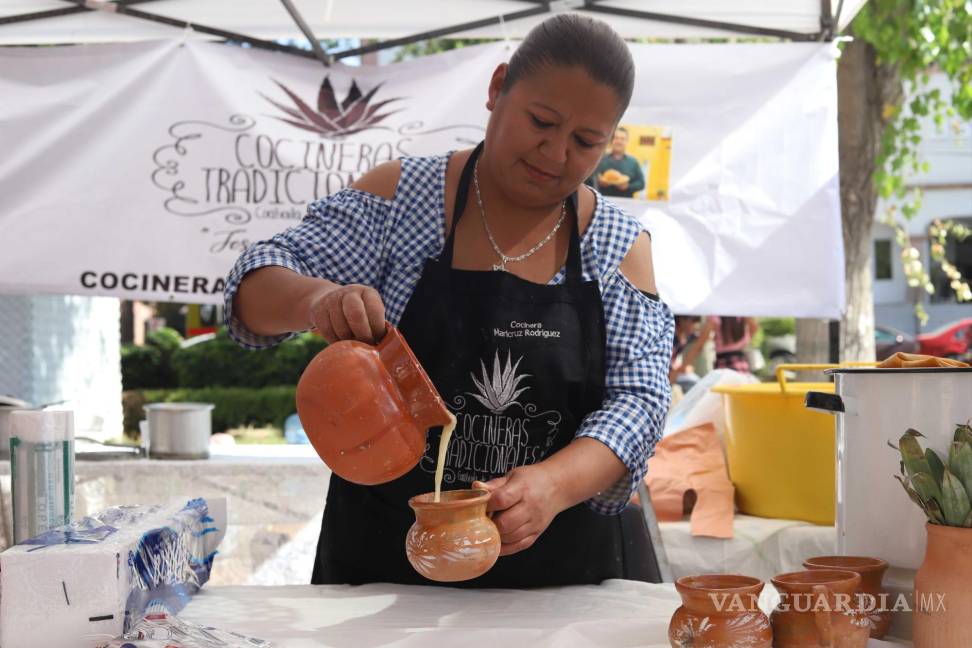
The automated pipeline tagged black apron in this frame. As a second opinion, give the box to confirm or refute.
[312,144,661,587]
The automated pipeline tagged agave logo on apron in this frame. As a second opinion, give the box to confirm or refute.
[419,348,562,486]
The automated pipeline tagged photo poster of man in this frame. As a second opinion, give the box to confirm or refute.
[588,124,672,201]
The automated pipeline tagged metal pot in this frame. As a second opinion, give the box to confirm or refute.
[806,367,972,569]
[143,402,215,460]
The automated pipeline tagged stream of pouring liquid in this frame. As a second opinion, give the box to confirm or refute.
[433,412,457,503]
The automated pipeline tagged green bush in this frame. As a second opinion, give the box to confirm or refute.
[123,386,298,434]
[121,345,165,390]
[121,327,183,390]
[170,329,326,388]
[758,317,796,338]
[147,327,183,356]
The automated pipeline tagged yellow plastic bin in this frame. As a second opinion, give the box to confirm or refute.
[711,364,841,525]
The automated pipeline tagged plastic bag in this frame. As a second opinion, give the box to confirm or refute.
[663,369,758,442]
[96,612,272,648]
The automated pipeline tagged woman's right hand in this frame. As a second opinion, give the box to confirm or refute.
[309,284,386,344]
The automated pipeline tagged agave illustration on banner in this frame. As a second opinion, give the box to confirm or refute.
[468,350,531,415]
[261,76,404,138]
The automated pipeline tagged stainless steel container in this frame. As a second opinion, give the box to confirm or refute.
[806,367,972,569]
[143,402,215,459]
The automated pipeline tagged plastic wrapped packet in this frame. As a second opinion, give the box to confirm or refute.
[94,612,272,648]
[663,368,759,442]
[0,498,226,648]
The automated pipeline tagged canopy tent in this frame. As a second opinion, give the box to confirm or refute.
[0,0,864,321]
[1,0,868,52]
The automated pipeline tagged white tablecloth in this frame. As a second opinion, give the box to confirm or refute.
[179,582,909,648]
[659,514,837,582]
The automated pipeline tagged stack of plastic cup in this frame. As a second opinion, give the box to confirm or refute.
[9,410,75,544]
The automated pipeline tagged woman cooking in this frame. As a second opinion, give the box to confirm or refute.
[225,14,674,587]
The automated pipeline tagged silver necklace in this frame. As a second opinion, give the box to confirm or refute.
[473,159,566,272]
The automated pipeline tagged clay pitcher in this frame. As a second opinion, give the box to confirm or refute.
[770,570,869,648]
[406,489,500,582]
[669,574,772,647]
[803,556,891,639]
[296,325,452,485]
[914,523,972,648]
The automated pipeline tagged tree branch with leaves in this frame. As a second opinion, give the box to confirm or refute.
[853,0,972,324]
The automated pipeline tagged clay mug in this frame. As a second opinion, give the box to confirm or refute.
[770,570,870,648]
[803,556,891,639]
[296,324,452,485]
[669,574,772,648]
[406,489,500,582]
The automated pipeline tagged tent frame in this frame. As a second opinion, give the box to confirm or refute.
[2,0,844,64]
[1,0,848,359]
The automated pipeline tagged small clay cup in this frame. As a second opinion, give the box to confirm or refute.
[771,570,870,648]
[669,574,772,648]
[803,556,891,639]
[297,325,452,485]
[406,489,500,582]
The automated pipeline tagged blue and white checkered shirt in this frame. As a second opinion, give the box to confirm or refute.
[224,153,674,515]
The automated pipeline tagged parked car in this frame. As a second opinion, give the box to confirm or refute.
[917,317,972,361]
[875,325,920,361]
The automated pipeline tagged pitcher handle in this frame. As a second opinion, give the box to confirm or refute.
[812,584,833,646]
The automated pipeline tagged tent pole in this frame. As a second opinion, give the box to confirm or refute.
[582,4,820,41]
[278,0,332,67]
[0,6,85,26]
[0,0,163,28]
[328,5,550,61]
[833,0,846,31]
[818,0,836,41]
[45,0,320,61]
[9,0,837,58]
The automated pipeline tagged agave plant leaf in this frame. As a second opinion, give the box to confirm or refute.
[896,475,933,520]
[258,93,306,121]
[340,80,363,111]
[505,352,521,382]
[925,498,947,525]
[887,440,899,451]
[955,422,972,446]
[272,80,342,132]
[271,117,334,135]
[317,77,340,115]
[926,448,946,487]
[496,353,530,404]
[479,358,500,405]
[467,352,531,414]
[948,441,972,498]
[336,84,384,129]
[964,510,972,529]
[363,97,403,122]
[900,433,938,483]
[362,110,402,127]
[905,428,926,439]
[911,472,943,507]
[939,469,972,526]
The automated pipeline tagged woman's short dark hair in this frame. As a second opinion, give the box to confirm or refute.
[502,13,635,116]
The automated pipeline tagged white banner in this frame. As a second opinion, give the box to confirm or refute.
[0,40,843,317]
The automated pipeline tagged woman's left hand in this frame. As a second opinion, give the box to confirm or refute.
[473,464,566,556]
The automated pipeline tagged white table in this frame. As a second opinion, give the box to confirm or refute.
[179,581,910,647]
